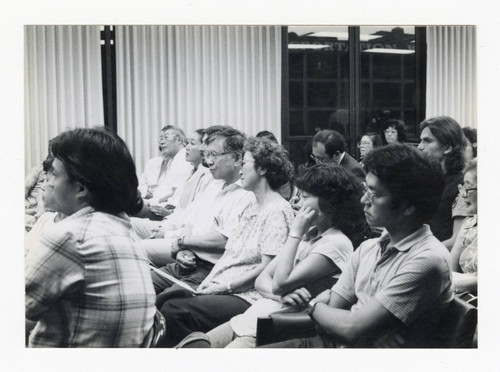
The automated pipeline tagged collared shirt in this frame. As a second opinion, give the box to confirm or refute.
[138,148,193,203]
[175,178,255,263]
[25,206,156,347]
[332,225,453,347]
[167,165,213,209]
[199,196,294,304]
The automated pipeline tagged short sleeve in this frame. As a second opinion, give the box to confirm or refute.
[25,226,85,321]
[258,206,293,256]
[375,251,451,325]
[309,234,353,273]
[331,242,366,305]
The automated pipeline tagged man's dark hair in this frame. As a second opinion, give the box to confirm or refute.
[312,129,345,157]
[50,126,140,215]
[209,127,247,161]
[203,125,231,144]
[295,163,369,248]
[193,128,206,141]
[462,127,477,158]
[363,143,445,224]
[243,137,293,190]
[382,119,407,143]
[420,116,465,175]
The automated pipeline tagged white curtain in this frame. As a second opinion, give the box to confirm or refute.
[24,25,104,174]
[115,26,282,175]
[426,26,477,127]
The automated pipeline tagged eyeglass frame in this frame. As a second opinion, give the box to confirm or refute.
[204,150,232,160]
[458,184,477,198]
[357,141,372,148]
[309,153,331,164]
[361,182,378,203]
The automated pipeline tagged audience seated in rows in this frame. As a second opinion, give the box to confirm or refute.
[158,137,295,347]
[258,144,453,348]
[145,127,254,286]
[25,118,477,349]
[25,127,156,347]
[418,116,469,248]
[176,164,367,348]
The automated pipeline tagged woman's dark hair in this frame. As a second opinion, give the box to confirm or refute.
[363,143,445,224]
[295,163,369,248]
[420,116,465,174]
[382,119,407,144]
[462,127,477,158]
[359,132,384,148]
[243,137,294,190]
[50,126,140,215]
[256,130,278,144]
[193,128,206,142]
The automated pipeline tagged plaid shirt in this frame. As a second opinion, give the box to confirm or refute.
[25,206,156,347]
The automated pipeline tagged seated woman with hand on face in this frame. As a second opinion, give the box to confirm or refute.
[177,164,368,348]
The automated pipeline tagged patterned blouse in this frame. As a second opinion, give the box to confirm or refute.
[459,215,478,274]
[198,196,294,304]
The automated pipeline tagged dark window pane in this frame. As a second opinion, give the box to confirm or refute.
[372,83,402,107]
[371,54,402,79]
[289,52,303,79]
[307,83,337,107]
[307,52,338,79]
[403,54,416,79]
[289,111,304,136]
[404,83,416,107]
[289,82,303,109]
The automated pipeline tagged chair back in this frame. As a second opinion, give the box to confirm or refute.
[432,296,477,348]
[140,309,167,348]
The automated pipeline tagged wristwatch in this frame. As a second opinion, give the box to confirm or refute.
[305,299,319,317]
[177,236,185,249]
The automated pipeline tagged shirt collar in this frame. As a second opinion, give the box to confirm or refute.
[377,224,433,253]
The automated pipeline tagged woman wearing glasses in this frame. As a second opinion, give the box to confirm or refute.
[450,158,477,298]
[382,119,407,145]
[358,132,383,164]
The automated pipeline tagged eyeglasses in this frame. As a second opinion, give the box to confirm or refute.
[358,142,372,148]
[309,153,330,164]
[458,184,477,198]
[204,151,231,160]
[384,129,397,135]
[362,182,379,203]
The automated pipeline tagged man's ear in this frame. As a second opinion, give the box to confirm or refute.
[443,145,453,155]
[402,202,416,216]
[75,182,89,200]
[257,166,266,176]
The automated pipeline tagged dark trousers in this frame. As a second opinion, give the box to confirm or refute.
[159,294,251,347]
[151,260,214,294]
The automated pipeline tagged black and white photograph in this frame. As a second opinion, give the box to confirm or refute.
[2,0,499,371]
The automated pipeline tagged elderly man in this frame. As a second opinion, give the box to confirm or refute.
[144,127,255,295]
[25,127,156,347]
[137,125,193,219]
[418,116,468,245]
[311,129,365,181]
[261,144,453,348]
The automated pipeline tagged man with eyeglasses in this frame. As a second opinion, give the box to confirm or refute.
[145,127,255,298]
[311,129,365,182]
[262,144,453,348]
[417,116,469,248]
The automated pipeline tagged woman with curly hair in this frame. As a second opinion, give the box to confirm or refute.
[158,137,295,347]
[382,119,407,145]
[175,164,368,348]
